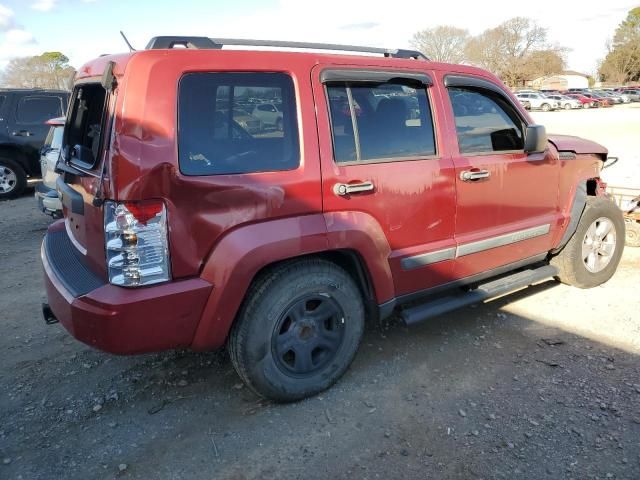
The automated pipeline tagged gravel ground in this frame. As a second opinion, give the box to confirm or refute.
[1,106,639,479]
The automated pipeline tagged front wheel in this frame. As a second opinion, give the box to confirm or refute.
[583,103,590,109]
[0,157,27,200]
[551,196,625,288]
[564,103,571,110]
[228,259,365,402]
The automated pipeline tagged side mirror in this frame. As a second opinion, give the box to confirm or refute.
[524,124,547,153]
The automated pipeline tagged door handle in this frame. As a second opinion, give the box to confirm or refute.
[460,169,490,182]
[12,130,33,137]
[333,181,375,196]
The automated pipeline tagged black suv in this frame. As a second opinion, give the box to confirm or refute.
[0,89,69,199]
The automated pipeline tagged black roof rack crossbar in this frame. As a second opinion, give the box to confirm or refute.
[145,36,428,60]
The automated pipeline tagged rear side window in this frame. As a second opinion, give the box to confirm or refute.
[64,84,107,167]
[16,96,63,124]
[45,126,64,150]
[448,87,524,154]
[326,82,435,163]
[178,72,299,176]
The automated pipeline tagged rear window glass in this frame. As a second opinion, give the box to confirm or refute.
[326,82,435,163]
[16,96,63,124]
[178,72,299,176]
[64,84,107,168]
[45,125,64,150]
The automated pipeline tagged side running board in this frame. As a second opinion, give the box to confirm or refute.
[401,264,558,326]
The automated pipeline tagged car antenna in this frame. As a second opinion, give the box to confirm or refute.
[120,31,136,52]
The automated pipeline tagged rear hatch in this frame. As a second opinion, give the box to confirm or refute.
[57,82,111,277]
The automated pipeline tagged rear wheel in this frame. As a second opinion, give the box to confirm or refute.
[583,102,590,109]
[541,103,551,112]
[228,259,365,402]
[551,196,625,288]
[0,157,27,200]
[564,103,571,110]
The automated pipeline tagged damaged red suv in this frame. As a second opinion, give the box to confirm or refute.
[42,37,624,401]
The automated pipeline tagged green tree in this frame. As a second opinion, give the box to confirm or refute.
[0,52,75,89]
[599,8,640,83]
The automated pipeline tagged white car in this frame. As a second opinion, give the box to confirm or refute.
[34,117,64,217]
[515,93,559,111]
[251,103,284,130]
[545,94,582,110]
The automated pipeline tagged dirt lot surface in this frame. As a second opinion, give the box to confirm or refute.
[1,107,639,480]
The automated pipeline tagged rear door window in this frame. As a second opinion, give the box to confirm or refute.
[178,72,299,175]
[326,82,436,163]
[16,96,63,124]
[447,87,524,154]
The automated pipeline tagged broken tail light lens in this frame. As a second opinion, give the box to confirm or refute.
[104,200,171,287]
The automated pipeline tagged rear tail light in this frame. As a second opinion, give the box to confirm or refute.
[104,200,171,287]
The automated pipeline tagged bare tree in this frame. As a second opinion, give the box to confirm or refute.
[410,26,470,64]
[1,52,75,90]
[464,17,565,87]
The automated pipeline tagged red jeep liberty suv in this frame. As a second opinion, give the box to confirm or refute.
[42,37,625,401]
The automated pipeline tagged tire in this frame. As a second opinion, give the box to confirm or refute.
[523,101,531,110]
[0,156,27,200]
[583,103,590,109]
[275,117,283,132]
[625,221,640,247]
[228,259,365,402]
[564,103,571,110]
[541,103,551,112]
[551,196,625,288]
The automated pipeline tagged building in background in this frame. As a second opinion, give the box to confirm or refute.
[528,71,590,90]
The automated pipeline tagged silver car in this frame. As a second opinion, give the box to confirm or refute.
[34,117,64,217]
[514,93,560,111]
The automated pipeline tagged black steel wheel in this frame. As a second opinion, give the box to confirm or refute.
[271,295,346,377]
[229,259,364,402]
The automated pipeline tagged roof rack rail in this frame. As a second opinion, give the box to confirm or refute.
[145,36,428,60]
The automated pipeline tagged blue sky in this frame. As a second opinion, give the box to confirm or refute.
[0,0,637,75]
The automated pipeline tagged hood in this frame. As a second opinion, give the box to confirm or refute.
[548,134,608,158]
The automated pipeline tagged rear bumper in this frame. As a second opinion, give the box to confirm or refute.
[42,223,213,354]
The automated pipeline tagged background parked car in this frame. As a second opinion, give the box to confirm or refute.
[620,89,640,101]
[546,94,582,110]
[0,88,69,199]
[565,93,599,108]
[251,102,284,130]
[34,117,64,217]
[595,91,625,104]
[514,92,559,111]
[581,92,612,107]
